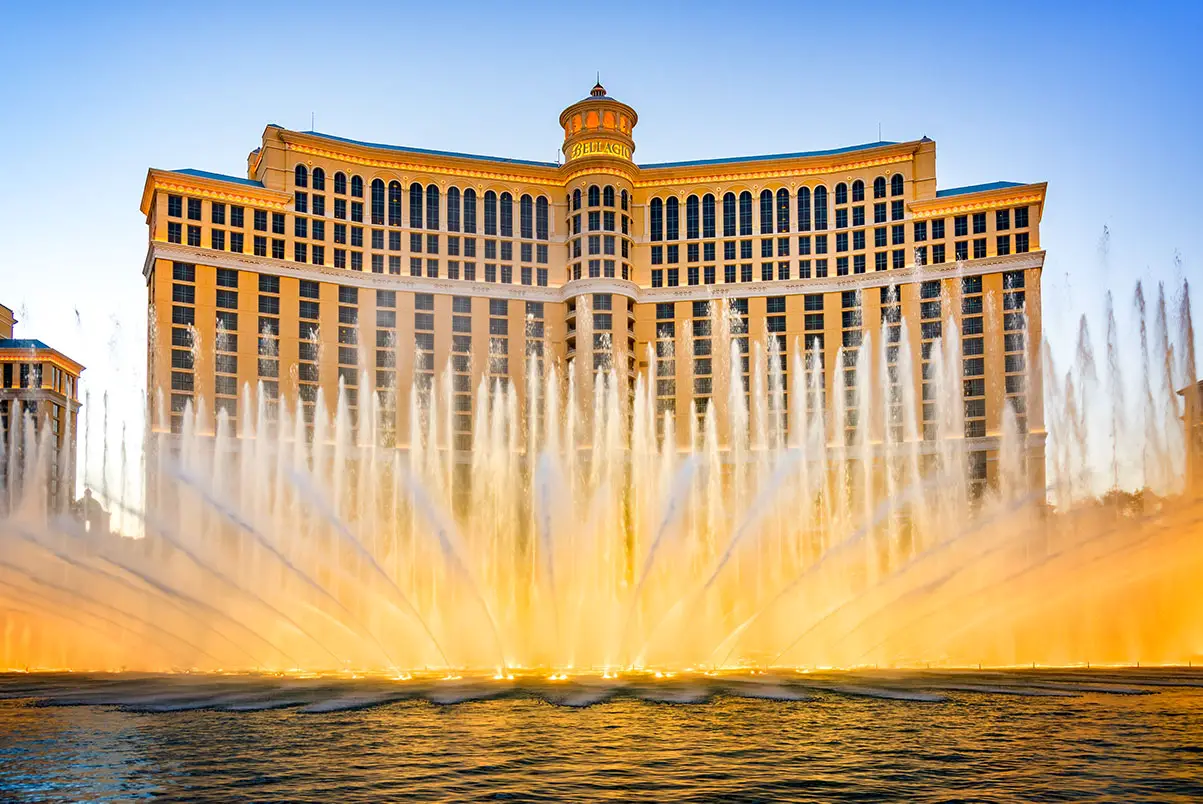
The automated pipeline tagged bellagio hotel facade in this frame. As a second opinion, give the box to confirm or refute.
[141,83,1047,491]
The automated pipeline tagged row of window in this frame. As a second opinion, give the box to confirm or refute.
[649,194,1030,243]
[648,177,905,241]
[292,165,553,238]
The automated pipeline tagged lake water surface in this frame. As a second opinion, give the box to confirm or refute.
[1,669,1202,802]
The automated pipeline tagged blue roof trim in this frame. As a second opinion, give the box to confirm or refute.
[168,168,264,188]
[302,131,560,168]
[935,181,1025,198]
[638,141,900,169]
[0,339,51,350]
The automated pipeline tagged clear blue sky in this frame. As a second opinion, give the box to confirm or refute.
[1,0,1200,496]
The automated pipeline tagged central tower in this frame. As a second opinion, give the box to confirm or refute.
[558,83,641,408]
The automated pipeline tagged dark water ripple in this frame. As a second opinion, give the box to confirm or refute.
[0,669,1202,802]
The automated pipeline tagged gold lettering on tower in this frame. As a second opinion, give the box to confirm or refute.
[567,140,632,161]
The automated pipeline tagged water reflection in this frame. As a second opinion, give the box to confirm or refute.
[1,670,1203,802]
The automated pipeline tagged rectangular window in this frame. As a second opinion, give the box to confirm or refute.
[187,198,202,220]
[187,225,201,246]
[168,195,182,217]
[254,209,267,231]
[167,222,181,243]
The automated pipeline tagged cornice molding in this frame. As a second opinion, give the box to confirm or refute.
[274,131,929,192]
[631,151,916,189]
[139,169,290,216]
[0,348,85,374]
[284,138,564,187]
[909,183,1048,220]
[146,242,1044,305]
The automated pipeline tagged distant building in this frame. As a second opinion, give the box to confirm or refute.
[0,303,84,511]
[1181,380,1203,493]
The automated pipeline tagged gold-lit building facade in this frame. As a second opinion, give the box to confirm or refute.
[0,302,84,510]
[141,84,1046,491]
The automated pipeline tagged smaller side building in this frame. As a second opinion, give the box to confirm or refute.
[1182,380,1203,494]
[0,303,85,511]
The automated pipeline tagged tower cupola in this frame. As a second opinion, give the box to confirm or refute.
[559,82,638,168]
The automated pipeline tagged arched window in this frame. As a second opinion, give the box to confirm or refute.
[312,167,325,191]
[686,195,700,239]
[739,191,753,236]
[499,192,513,237]
[350,175,363,198]
[426,184,440,230]
[621,189,628,211]
[572,188,581,211]
[665,197,679,241]
[759,189,773,234]
[835,182,848,206]
[463,189,477,233]
[650,198,663,242]
[723,193,736,237]
[334,172,347,195]
[447,187,461,232]
[536,196,549,240]
[702,194,715,239]
[851,179,865,203]
[813,186,828,230]
[873,176,886,199]
[484,191,497,235]
[520,194,533,239]
[797,187,812,232]
[776,188,790,233]
[890,174,904,197]
[370,179,385,225]
[588,185,600,207]
[409,183,423,229]
[294,164,308,188]
[388,181,402,226]
[603,185,615,207]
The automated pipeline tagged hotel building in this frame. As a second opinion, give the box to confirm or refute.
[140,84,1047,492]
[0,302,84,510]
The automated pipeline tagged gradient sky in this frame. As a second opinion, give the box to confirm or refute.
[1,0,1200,498]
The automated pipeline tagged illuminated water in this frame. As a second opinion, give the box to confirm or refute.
[2,670,1202,802]
[0,279,1200,672]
